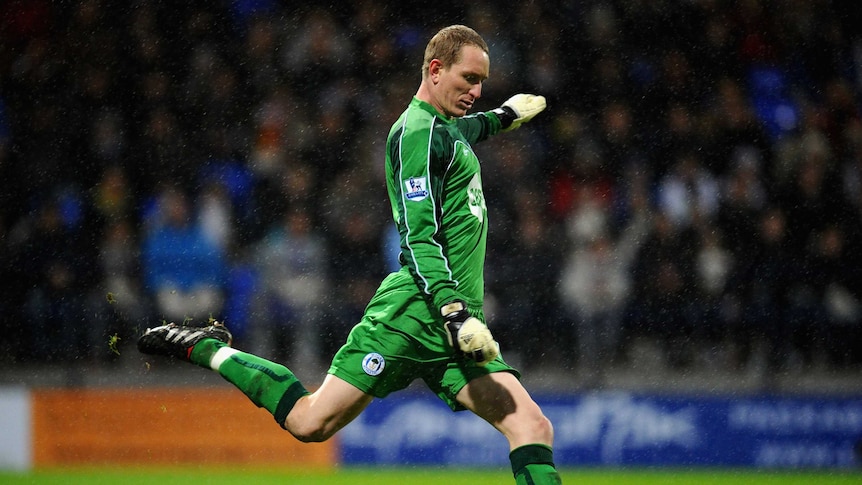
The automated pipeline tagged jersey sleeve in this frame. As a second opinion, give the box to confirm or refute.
[454,111,502,144]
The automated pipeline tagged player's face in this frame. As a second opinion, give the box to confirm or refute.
[431,45,489,118]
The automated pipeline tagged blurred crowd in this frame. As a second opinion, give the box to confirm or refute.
[1,0,861,383]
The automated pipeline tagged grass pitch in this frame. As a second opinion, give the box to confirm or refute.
[0,467,859,484]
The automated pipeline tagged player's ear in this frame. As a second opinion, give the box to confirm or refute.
[428,59,443,82]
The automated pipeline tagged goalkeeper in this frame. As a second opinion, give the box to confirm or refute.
[138,24,560,485]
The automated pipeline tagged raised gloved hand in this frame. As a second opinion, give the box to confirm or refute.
[495,93,547,132]
[441,300,499,366]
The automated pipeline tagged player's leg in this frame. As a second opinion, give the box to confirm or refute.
[202,339,374,442]
[457,372,562,485]
[138,321,373,442]
[284,373,373,442]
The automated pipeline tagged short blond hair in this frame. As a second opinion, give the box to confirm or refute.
[421,25,489,79]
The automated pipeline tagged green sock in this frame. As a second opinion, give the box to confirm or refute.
[510,444,562,485]
[190,339,309,428]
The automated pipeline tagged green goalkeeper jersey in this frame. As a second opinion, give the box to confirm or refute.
[386,97,504,313]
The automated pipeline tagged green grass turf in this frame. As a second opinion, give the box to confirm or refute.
[0,467,860,485]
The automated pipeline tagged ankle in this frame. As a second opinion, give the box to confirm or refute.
[189,339,228,368]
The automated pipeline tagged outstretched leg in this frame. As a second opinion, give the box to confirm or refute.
[138,321,372,442]
[457,372,562,484]
[205,343,372,442]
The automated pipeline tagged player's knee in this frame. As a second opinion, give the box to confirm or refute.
[289,420,335,443]
[515,409,554,445]
[535,413,554,443]
[287,416,337,443]
[292,431,329,443]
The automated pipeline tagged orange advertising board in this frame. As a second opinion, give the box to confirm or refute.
[30,388,335,468]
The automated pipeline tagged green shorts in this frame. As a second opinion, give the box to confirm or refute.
[328,269,519,411]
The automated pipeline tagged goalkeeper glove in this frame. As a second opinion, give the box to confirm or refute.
[441,300,499,366]
[494,93,547,132]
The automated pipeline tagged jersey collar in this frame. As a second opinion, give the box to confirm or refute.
[411,97,454,123]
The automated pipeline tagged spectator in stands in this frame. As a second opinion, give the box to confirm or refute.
[728,207,795,373]
[701,78,772,178]
[21,194,96,362]
[251,206,329,368]
[87,219,149,362]
[626,212,698,369]
[690,227,735,364]
[490,205,565,370]
[656,150,721,230]
[559,210,648,385]
[808,224,861,368]
[141,187,227,323]
[716,148,768,258]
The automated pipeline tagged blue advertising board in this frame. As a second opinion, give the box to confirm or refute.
[338,391,862,468]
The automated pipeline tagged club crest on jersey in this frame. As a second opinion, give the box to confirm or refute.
[404,177,429,201]
[362,352,385,376]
